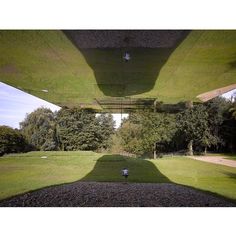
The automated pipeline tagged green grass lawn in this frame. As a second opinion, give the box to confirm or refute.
[224,155,236,161]
[0,151,236,202]
[1,30,236,108]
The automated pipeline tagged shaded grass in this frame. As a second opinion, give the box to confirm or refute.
[0,151,236,202]
[225,156,236,161]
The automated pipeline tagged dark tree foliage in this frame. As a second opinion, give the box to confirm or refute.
[56,108,97,151]
[0,126,29,156]
[96,113,115,150]
[229,100,236,120]
[56,108,115,151]
[20,107,58,151]
[203,97,232,152]
[219,99,236,153]
[117,97,236,157]
[176,104,217,155]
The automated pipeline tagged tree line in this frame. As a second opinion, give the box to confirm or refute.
[116,97,236,157]
[0,97,235,157]
[0,107,115,156]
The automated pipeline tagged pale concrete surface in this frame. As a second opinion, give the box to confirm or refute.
[190,155,236,168]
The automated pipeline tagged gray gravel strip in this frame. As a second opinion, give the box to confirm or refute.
[0,182,235,207]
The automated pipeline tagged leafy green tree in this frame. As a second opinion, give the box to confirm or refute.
[56,108,95,150]
[0,126,28,156]
[200,129,220,154]
[96,113,115,150]
[110,132,125,154]
[202,97,231,153]
[177,104,221,155]
[177,105,204,155]
[56,108,115,151]
[118,120,143,155]
[118,111,177,157]
[117,98,234,156]
[20,107,58,151]
[220,99,236,153]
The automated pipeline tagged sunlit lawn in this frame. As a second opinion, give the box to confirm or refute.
[0,151,236,202]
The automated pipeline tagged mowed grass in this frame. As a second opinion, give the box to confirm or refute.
[0,30,236,107]
[0,151,236,202]
[226,156,236,161]
[224,156,236,161]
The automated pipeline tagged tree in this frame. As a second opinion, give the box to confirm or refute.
[200,129,220,155]
[177,104,220,155]
[220,99,236,153]
[229,101,236,120]
[118,111,177,157]
[116,98,235,156]
[118,120,143,155]
[177,105,204,155]
[0,126,28,156]
[20,107,58,151]
[202,97,230,153]
[56,108,95,150]
[96,113,115,150]
[56,108,115,151]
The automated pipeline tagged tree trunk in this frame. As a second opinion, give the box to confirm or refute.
[186,100,193,108]
[153,143,157,159]
[188,140,193,156]
[204,146,207,155]
[154,99,158,112]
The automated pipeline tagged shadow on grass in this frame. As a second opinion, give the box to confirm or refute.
[81,154,171,183]
[63,30,190,97]
[223,172,236,180]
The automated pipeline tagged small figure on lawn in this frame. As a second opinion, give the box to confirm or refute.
[123,52,131,62]
[121,167,129,181]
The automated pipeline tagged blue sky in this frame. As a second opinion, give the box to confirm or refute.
[0,82,60,128]
[220,89,236,100]
[0,82,128,129]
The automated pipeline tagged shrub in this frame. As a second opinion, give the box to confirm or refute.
[0,126,28,156]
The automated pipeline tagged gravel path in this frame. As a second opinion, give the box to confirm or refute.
[0,182,235,207]
[190,156,236,168]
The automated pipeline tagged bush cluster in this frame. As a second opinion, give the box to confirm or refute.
[0,126,29,156]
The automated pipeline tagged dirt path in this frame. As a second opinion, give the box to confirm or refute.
[190,156,236,168]
[196,84,236,101]
[0,182,234,207]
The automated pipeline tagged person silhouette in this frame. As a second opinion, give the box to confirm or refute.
[121,167,129,179]
[123,52,131,62]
